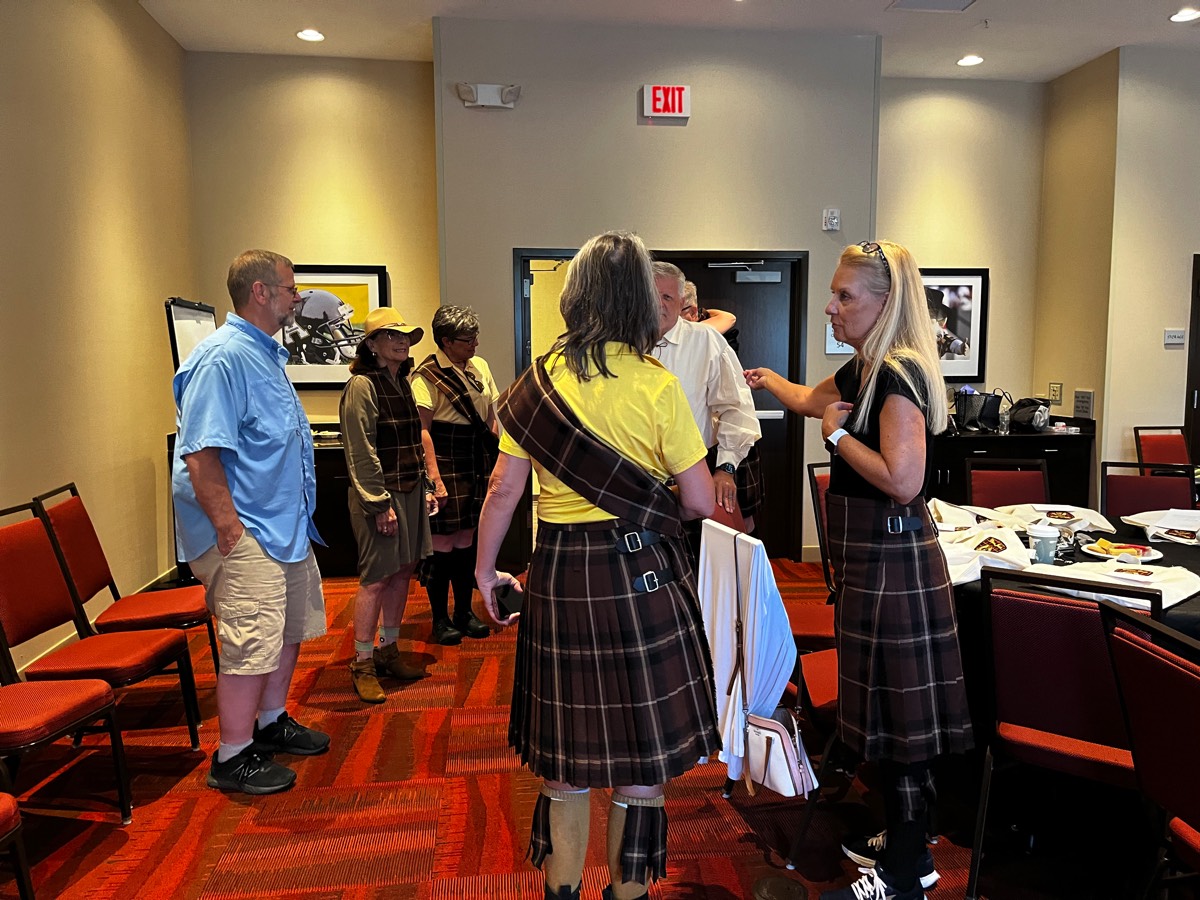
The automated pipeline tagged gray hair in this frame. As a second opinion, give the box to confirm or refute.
[432,305,481,351]
[550,231,659,381]
[681,281,697,303]
[227,249,292,310]
[651,260,685,287]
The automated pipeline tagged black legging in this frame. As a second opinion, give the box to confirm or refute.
[878,759,933,891]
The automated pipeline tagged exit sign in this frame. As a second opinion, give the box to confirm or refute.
[643,84,691,118]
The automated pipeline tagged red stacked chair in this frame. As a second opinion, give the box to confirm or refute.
[32,483,218,672]
[1134,426,1190,467]
[1100,461,1195,519]
[965,458,1049,508]
[786,463,836,652]
[0,504,202,755]
[966,567,1162,899]
[0,791,34,899]
[1100,600,1200,894]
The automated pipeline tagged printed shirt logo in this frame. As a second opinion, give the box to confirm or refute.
[1165,529,1197,540]
[974,536,1008,553]
[1115,568,1155,577]
[1047,510,1075,520]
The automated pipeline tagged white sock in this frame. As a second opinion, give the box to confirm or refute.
[216,739,253,763]
[257,707,285,730]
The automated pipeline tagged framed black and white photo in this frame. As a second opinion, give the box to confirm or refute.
[921,268,988,383]
[280,264,390,388]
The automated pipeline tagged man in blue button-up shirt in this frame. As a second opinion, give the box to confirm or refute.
[173,249,330,795]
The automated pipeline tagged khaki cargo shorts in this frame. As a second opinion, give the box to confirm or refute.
[189,530,326,676]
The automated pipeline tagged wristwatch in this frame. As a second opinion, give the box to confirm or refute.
[716,462,737,475]
[824,428,849,455]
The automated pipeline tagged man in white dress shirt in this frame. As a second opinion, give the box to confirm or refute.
[651,261,763,532]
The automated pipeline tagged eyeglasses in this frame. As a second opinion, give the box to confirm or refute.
[265,282,301,298]
[858,242,891,279]
[463,370,484,393]
[373,330,410,342]
[450,334,479,345]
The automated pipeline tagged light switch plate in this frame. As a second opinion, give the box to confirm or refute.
[1048,382,1063,405]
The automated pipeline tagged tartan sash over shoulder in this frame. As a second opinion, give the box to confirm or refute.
[497,358,683,538]
[414,353,500,470]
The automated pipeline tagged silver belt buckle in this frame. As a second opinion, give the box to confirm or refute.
[623,531,644,553]
[641,570,660,592]
[886,515,903,534]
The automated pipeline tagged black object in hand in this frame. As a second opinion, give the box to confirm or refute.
[495,583,522,618]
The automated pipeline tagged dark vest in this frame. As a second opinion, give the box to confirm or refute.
[362,368,424,492]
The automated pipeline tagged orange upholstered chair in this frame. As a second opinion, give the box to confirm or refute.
[0,679,132,827]
[1100,601,1200,893]
[965,458,1049,508]
[784,646,840,867]
[966,568,1162,900]
[32,483,218,672]
[1100,461,1195,519]
[0,504,201,753]
[1134,426,1190,467]
[0,791,33,899]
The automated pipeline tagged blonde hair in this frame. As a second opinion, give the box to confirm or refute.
[840,241,948,434]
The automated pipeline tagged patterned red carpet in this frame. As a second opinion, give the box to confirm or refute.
[4,563,974,899]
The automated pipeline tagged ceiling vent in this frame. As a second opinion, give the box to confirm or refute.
[888,0,977,11]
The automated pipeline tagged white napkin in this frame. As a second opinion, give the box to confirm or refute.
[1121,509,1200,545]
[998,504,1116,534]
[1022,560,1200,611]
[928,498,981,530]
[938,525,1029,586]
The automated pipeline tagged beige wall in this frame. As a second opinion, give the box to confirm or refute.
[1033,52,1118,453]
[434,18,881,556]
[184,53,440,423]
[1105,47,1200,461]
[878,78,1046,399]
[0,0,194,663]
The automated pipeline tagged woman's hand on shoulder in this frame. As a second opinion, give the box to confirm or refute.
[744,367,775,391]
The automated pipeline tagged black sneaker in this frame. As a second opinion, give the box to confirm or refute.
[206,746,296,794]
[820,867,924,900]
[453,611,490,639]
[841,832,939,889]
[252,711,330,756]
[432,618,464,646]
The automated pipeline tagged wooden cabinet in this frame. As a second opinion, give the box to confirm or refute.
[929,431,1095,507]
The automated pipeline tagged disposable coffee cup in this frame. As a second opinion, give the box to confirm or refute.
[1027,524,1059,565]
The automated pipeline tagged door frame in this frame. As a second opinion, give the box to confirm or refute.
[1186,254,1200,461]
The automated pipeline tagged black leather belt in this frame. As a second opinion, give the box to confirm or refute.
[885,515,924,534]
[615,528,663,554]
[633,568,676,593]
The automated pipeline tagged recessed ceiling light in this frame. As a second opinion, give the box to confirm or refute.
[1170,7,1200,22]
[296,28,325,42]
[957,54,984,67]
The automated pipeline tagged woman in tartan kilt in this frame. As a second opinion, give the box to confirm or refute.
[474,231,722,900]
[746,241,973,900]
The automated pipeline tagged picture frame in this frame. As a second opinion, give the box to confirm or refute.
[921,267,988,383]
[824,323,855,355]
[281,264,390,388]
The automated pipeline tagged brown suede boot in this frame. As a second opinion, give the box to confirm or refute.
[349,658,386,703]
[373,642,429,681]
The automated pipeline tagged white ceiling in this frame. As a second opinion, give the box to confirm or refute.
[140,0,1200,83]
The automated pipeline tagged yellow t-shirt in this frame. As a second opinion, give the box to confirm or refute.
[499,344,707,523]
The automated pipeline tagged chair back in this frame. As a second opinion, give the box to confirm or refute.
[33,484,117,604]
[1100,601,1200,831]
[966,458,1049,508]
[981,568,1159,750]
[1100,461,1194,519]
[1134,426,1190,466]
[0,504,90,674]
[806,463,835,594]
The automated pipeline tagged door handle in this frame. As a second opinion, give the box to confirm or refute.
[1041,448,1059,453]
[971,449,987,454]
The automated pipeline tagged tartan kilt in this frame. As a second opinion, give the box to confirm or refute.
[509,519,722,787]
[826,493,973,765]
[430,421,489,534]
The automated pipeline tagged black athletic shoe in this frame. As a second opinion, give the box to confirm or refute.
[206,746,296,794]
[453,611,490,639]
[432,618,464,646]
[841,831,939,889]
[820,867,924,900]
[252,711,330,756]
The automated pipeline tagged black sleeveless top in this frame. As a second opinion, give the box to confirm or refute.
[830,357,933,501]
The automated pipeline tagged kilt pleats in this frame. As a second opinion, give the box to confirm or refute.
[827,493,973,765]
[430,421,486,534]
[510,520,722,787]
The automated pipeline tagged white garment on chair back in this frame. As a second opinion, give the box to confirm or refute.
[698,519,797,780]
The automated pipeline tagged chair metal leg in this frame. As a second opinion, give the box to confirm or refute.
[787,729,839,868]
[965,745,995,900]
[105,710,133,826]
[6,821,35,900]
[175,650,202,751]
[205,619,220,674]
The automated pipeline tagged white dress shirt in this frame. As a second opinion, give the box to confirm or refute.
[652,318,761,469]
